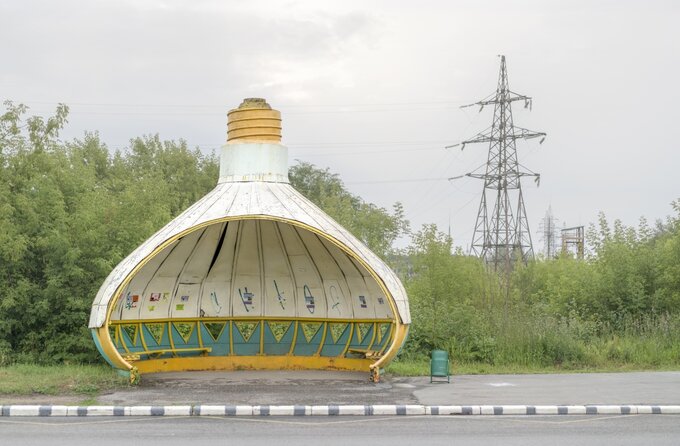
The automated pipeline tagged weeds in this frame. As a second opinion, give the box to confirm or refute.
[0,364,128,396]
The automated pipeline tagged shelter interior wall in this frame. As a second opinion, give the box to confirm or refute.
[110,220,394,322]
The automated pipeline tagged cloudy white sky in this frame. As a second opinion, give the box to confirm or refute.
[2,0,679,251]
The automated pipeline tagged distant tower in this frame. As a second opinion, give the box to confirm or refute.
[561,226,585,259]
[539,206,558,258]
[450,56,546,272]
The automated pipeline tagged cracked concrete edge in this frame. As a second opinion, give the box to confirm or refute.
[1,405,680,416]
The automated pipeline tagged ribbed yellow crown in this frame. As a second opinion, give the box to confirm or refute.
[227,98,282,143]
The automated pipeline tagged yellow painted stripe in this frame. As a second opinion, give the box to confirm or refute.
[315,322,328,356]
[196,321,204,348]
[228,320,234,355]
[340,324,355,356]
[109,317,392,324]
[134,355,373,374]
[95,326,131,370]
[366,322,378,351]
[168,321,177,355]
[138,322,150,353]
[259,320,264,355]
[288,320,298,355]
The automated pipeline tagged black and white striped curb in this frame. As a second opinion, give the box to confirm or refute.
[1,405,680,417]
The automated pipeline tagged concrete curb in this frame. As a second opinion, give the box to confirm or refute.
[2,405,680,417]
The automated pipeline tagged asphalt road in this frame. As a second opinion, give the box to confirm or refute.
[1,415,678,446]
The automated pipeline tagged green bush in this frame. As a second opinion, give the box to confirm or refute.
[400,209,680,371]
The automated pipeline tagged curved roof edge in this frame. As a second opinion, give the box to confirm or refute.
[89,181,410,328]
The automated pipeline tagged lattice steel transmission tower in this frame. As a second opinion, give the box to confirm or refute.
[539,206,559,259]
[449,56,546,272]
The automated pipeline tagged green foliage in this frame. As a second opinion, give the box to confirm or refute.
[289,161,408,259]
[0,102,218,364]
[404,225,492,355]
[401,205,680,370]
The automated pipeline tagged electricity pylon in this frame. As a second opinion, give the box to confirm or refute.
[448,55,545,273]
[539,206,558,259]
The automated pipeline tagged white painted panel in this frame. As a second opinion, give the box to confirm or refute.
[119,286,142,321]
[138,230,204,319]
[176,223,223,318]
[321,238,376,318]
[138,278,176,319]
[155,230,204,278]
[365,278,393,319]
[324,279,351,318]
[232,220,262,316]
[295,280,325,318]
[279,223,326,318]
[219,143,289,183]
[206,221,239,280]
[277,221,307,256]
[289,254,326,317]
[350,257,391,318]
[119,243,175,320]
[200,221,238,317]
[109,295,125,321]
[262,277,296,316]
[179,223,224,283]
[297,229,353,319]
[170,283,201,317]
[199,280,231,317]
[261,221,297,317]
[228,183,255,217]
[347,276,376,319]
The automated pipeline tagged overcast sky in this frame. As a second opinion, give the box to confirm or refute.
[2,0,679,251]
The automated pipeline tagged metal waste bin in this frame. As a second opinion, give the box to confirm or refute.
[430,350,450,383]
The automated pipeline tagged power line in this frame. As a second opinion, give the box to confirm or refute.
[23,107,462,117]
[287,140,452,147]
[17,99,467,109]
[345,177,450,185]
[451,55,546,270]
[292,146,444,158]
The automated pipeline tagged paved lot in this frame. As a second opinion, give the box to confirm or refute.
[96,370,680,406]
[2,370,679,406]
[413,371,680,405]
[2,414,679,446]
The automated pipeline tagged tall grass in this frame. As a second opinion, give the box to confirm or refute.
[395,311,680,375]
[0,364,128,396]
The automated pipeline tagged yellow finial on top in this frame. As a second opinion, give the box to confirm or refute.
[227,98,282,143]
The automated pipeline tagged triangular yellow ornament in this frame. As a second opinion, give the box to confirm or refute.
[204,322,226,342]
[122,324,138,346]
[300,322,322,343]
[145,323,165,344]
[235,321,258,342]
[173,322,195,343]
[356,323,372,343]
[268,321,291,343]
[329,323,348,343]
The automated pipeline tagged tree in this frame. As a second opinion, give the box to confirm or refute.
[403,225,493,359]
[289,161,408,259]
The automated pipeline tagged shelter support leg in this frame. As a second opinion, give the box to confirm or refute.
[370,366,380,383]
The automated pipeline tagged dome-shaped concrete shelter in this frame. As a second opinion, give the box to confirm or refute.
[89,99,410,383]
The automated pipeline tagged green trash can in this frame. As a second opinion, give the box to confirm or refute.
[430,350,450,383]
